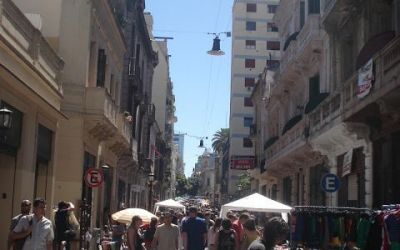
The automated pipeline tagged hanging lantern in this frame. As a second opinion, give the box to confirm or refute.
[207,36,225,56]
[0,107,13,129]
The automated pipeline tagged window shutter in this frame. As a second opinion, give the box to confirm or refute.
[309,74,320,99]
[96,49,106,87]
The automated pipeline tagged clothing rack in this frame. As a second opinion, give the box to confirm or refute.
[381,204,400,210]
[293,205,373,212]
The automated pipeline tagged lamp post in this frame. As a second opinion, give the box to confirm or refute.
[0,107,13,142]
[148,172,155,211]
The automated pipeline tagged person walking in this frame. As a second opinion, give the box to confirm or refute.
[232,213,250,247]
[112,220,126,250]
[151,212,180,250]
[8,200,31,250]
[127,215,144,250]
[181,207,207,250]
[54,201,76,250]
[143,217,158,249]
[11,198,54,250]
[207,218,222,250]
[248,217,289,250]
[215,219,238,250]
[241,219,259,250]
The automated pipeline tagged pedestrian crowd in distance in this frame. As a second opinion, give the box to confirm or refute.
[7,199,289,250]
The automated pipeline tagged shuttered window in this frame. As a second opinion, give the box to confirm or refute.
[96,49,107,87]
[245,78,255,87]
[246,3,257,12]
[309,74,320,99]
[245,59,256,68]
[267,41,280,50]
[308,0,320,14]
[244,97,253,107]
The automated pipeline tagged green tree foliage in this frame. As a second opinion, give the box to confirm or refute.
[176,173,189,196]
[187,175,201,196]
[237,172,251,198]
[212,128,229,154]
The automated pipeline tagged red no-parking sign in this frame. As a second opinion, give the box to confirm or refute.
[85,168,104,188]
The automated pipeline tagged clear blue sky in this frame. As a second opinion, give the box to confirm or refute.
[145,0,232,177]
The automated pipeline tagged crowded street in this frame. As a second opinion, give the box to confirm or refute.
[1,0,400,249]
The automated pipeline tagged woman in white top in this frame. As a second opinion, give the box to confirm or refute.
[207,218,222,250]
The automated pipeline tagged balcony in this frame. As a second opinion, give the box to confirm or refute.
[308,93,342,136]
[0,0,64,98]
[343,35,400,120]
[264,119,313,176]
[116,113,132,144]
[280,15,323,81]
[84,87,118,140]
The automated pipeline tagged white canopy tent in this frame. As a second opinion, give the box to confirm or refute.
[220,193,292,221]
[154,199,186,213]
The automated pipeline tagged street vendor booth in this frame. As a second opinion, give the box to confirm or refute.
[154,199,186,214]
[220,193,292,221]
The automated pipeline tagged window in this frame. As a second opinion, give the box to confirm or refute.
[244,117,253,127]
[246,3,257,12]
[246,21,256,31]
[244,97,253,107]
[96,49,106,87]
[245,40,256,49]
[309,74,320,99]
[245,77,255,87]
[308,0,320,14]
[243,138,253,148]
[267,41,280,50]
[245,59,255,68]
[267,23,279,32]
[283,177,292,204]
[267,60,280,69]
[268,5,278,13]
[300,1,305,28]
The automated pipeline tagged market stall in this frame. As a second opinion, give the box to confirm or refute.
[219,193,292,220]
[154,199,186,214]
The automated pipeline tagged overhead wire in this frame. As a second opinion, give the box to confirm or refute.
[203,0,224,138]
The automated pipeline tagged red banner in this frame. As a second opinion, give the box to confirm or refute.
[230,157,255,170]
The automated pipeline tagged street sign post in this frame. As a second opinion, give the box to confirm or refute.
[85,167,104,188]
[321,173,340,193]
[321,173,340,206]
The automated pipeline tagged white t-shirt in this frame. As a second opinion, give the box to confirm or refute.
[13,215,54,250]
[153,223,180,250]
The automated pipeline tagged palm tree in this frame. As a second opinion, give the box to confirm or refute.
[212,128,229,154]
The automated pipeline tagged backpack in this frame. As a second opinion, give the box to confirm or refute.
[218,229,236,250]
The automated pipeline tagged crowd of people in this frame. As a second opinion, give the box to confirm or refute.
[7,198,290,250]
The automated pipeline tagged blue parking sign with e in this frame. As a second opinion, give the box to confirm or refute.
[321,174,340,193]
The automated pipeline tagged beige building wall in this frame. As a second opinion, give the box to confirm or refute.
[13,0,129,227]
[0,0,63,246]
[229,0,280,194]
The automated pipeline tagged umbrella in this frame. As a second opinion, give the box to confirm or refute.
[111,208,157,224]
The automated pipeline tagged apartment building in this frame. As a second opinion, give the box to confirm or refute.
[229,0,280,195]
[252,0,400,208]
[11,0,148,233]
[0,0,64,243]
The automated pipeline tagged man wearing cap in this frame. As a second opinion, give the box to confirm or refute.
[182,207,207,250]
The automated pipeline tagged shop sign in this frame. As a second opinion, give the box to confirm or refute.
[357,58,374,99]
[342,150,353,177]
[230,156,255,170]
